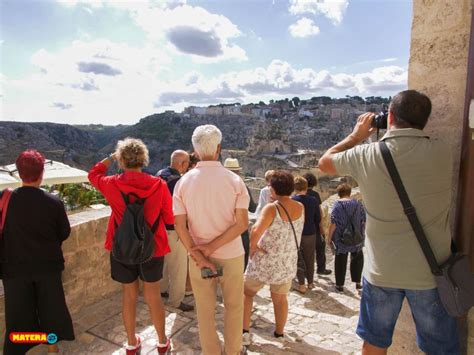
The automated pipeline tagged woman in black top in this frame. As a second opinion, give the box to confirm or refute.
[303,172,331,275]
[291,176,322,293]
[0,150,74,354]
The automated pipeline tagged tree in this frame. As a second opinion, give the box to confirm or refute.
[291,96,300,107]
[258,101,265,106]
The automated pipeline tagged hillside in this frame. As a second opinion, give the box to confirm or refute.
[0,100,385,174]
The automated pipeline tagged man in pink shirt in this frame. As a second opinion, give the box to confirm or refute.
[173,124,250,355]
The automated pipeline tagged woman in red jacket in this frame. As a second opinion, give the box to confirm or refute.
[89,138,173,355]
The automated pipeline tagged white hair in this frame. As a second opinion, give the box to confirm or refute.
[192,125,222,158]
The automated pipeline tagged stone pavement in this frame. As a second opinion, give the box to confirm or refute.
[28,254,367,355]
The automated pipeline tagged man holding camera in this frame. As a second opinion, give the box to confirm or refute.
[173,124,250,355]
[318,90,459,355]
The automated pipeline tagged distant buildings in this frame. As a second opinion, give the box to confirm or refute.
[181,96,388,124]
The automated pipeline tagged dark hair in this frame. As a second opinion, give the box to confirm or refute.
[303,172,317,188]
[389,90,431,129]
[16,150,45,183]
[189,152,200,169]
[294,176,308,192]
[337,183,352,198]
[270,170,294,196]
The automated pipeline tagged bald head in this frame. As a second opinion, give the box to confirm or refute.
[170,150,190,174]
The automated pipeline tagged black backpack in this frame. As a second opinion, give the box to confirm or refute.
[341,201,364,246]
[112,192,160,265]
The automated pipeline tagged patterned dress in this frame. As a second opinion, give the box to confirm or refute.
[245,206,304,285]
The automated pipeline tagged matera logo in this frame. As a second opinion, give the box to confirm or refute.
[9,332,58,344]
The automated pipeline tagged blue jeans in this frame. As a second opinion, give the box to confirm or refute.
[356,278,460,354]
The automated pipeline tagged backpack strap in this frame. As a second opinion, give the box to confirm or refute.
[150,213,161,234]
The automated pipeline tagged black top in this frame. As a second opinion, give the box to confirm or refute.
[157,166,181,230]
[292,194,321,236]
[156,166,181,195]
[0,187,71,278]
[246,185,257,213]
[306,189,322,205]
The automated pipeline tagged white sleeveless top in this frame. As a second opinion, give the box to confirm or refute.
[245,206,304,285]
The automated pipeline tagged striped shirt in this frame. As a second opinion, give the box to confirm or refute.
[331,199,366,254]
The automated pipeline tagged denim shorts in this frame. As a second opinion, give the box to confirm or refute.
[356,278,460,354]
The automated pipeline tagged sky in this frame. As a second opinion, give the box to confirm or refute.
[0,0,412,125]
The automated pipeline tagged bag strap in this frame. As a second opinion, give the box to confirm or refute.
[150,213,161,234]
[379,141,442,275]
[0,188,13,235]
[275,201,300,250]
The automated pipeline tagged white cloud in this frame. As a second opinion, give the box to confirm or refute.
[155,60,407,110]
[289,0,349,25]
[289,17,320,38]
[2,39,171,124]
[132,4,246,62]
[56,0,246,63]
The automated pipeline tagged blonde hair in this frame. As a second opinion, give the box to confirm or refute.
[264,170,275,182]
[115,138,149,169]
[294,176,308,192]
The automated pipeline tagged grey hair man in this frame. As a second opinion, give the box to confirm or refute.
[319,90,459,355]
[156,150,193,312]
[173,125,250,355]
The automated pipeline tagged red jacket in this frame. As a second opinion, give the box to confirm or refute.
[88,162,173,257]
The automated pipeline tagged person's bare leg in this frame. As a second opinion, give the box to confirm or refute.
[243,288,256,331]
[362,341,388,355]
[122,281,139,346]
[271,293,288,335]
[47,344,59,353]
[143,281,167,344]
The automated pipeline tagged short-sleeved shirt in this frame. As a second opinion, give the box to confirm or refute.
[173,161,250,259]
[332,128,453,290]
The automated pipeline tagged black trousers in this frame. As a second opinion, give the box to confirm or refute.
[315,233,327,272]
[2,272,75,355]
[334,250,364,287]
[297,234,316,285]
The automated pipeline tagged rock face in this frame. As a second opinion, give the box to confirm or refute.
[0,101,385,174]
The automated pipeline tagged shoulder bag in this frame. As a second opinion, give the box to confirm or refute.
[275,201,306,274]
[380,141,474,317]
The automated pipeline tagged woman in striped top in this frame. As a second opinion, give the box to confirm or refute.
[328,183,366,292]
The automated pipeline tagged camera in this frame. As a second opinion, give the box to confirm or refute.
[371,111,388,129]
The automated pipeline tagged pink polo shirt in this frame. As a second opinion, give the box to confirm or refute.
[173,161,250,259]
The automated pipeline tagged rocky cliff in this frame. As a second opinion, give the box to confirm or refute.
[0,102,384,174]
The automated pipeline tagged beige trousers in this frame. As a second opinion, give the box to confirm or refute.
[189,254,244,355]
[160,230,187,307]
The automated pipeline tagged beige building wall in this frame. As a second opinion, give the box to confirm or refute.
[408,0,473,215]
[404,1,474,353]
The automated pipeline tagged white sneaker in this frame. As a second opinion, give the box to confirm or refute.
[242,332,251,346]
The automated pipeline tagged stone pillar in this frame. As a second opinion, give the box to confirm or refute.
[407,0,474,352]
[469,308,474,354]
[408,0,473,215]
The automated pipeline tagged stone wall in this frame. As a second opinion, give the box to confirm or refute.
[407,1,473,352]
[0,207,120,348]
[408,0,473,222]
